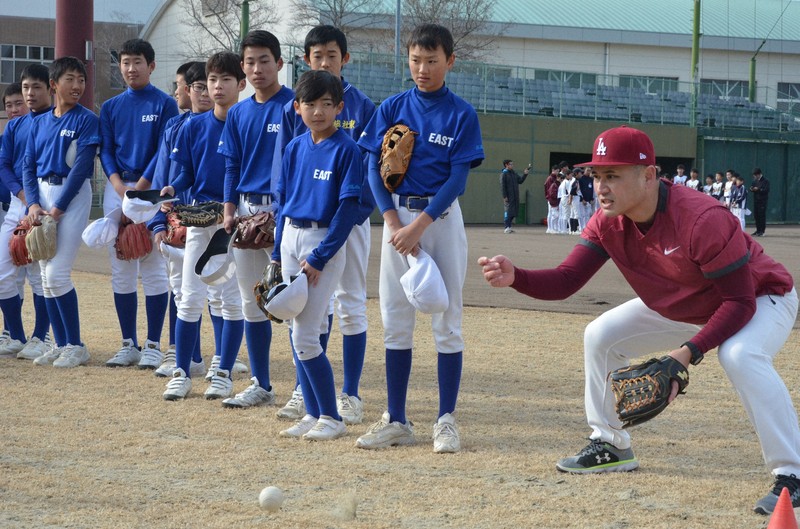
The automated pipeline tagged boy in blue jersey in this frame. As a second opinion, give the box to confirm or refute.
[0,65,53,361]
[100,38,179,370]
[160,52,247,401]
[22,56,100,368]
[273,25,376,425]
[147,61,210,378]
[355,24,485,453]
[217,30,295,409]
[270,70,363,440]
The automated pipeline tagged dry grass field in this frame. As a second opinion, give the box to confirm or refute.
[2,265,799,528]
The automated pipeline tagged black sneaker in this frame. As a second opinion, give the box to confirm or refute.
[556,439,639,474]
[754,474,800,515]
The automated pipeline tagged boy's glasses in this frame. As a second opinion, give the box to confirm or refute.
[191,83,209,93]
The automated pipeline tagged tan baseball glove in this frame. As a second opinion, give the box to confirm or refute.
[380,124,417,193]
[26,215,57,261]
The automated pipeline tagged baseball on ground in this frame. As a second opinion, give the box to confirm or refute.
[258,486,284,512]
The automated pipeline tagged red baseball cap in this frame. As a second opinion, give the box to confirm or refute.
[575,125,655,167]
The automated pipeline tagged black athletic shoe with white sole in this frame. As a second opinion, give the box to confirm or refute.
[556,439,639,474]
[753,474,800,515]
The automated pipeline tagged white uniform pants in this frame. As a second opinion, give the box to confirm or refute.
[334,219,369,336]
[37,180,92,297]
[379,197,466,354]
[731,206,746,231]
[584,291,800,476]
[232,196,274,322]
[103,182,168,295]
[0,196,42,299]
[177,224,242,323]
[280,221,346,361]
[577,201,593,232]
[546,203,560,234]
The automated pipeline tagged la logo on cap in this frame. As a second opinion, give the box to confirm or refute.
[597,138,607,156]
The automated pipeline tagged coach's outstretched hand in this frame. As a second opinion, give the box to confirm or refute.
[478,255,515,288]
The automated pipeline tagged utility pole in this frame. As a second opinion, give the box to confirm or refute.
[239,0,250,50]
[750,39,766,103]
[690,0,700,127]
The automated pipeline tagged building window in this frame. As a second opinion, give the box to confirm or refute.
[700,79,749,99]
[619,75,678,94]
[0,44,54,84]
[202,0,228,16]
[109,50,125,90]
[777,82,800,116]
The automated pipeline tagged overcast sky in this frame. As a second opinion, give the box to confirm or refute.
[0,0,162,24]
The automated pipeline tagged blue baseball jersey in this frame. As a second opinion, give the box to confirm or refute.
[147,111,193,234]
[280,128,363,224]
[22,104,100,209]
[358,85,484,196]
[0,109,51,199]
[276,78,376,222]
[99,83,179,179]
[170,110,227,203]
[217,87,294,202]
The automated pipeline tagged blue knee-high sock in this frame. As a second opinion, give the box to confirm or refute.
[210,313,223,356]
[114,292,138,346]
[192,315,203,363]
[291,331,318,417]
[145,292,168,344]
[168,292,177,345]
[290,328,300,389]
[437,352,463,418]
[342,331,367,398]
[319,313,333,354]
[44,297,66,347]
[245,320,272,390]
[299,352,340,420]
[0,295,25,341]
[55,289,81,346]
[386,348,412,424]
[218,318,244,372]
[32,294,50,341]
[175,318,200,376]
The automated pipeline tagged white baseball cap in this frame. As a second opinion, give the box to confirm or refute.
[195,228,236,286]
[265,273,309,321]
[400,249,449,314]
[122,189,178,224]
[81,207,122,248]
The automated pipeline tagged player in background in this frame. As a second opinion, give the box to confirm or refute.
[0,67,54,361]
[161,52,246,401]
[273,25,376,424]
[217,30,294,409]
[355,24,485,453]
[3,83,27,120]
[480,125,800,516]
[147,61,209,378]
[100,38,179,369]
[22,56,100,368]
[270,69,363,440]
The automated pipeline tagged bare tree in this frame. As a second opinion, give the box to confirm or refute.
[179,0,281,59]
[402,0,503,61]
[287,0,385,41]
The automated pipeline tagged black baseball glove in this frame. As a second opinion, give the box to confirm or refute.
[610,355,689,428]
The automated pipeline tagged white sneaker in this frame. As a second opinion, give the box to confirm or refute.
[279,414,317,438]
[232,359,249,374]
[276,385,305,420]
[205,355,221,381]
[33,346,63,366]
[222,377,275,408]
[432,412,461,453]
[189,358,206,378]
[0,330,10,350]
[0,336,24,357]
[17,337,50,360]
[337,393,364,425]
[355,411,415,449]
[106,339,141,367]
[53,344,90,368]
[154,346,176,377]
[303,415,346,441]
[204,369,233,399]
[503,227,514,234]
[137,340,162,370]
[163,368,192,400]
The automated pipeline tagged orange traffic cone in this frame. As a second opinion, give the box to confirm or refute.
[767,487,798,529]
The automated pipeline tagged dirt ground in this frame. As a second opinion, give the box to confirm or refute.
[1,225,798,528]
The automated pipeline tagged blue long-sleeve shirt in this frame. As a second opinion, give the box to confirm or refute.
[146,111,193,234]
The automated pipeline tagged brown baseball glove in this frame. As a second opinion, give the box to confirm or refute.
[380,124,417,193]
[115,218,153,260]
[164,211,187,248]
[610,355,689,428]
[26,215,57,261]
[233,211,275,250]
[174,202,224,228]
[10,218,33,266]
[253,262,283,323]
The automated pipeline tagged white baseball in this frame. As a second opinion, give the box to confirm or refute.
[258,486,284,512]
